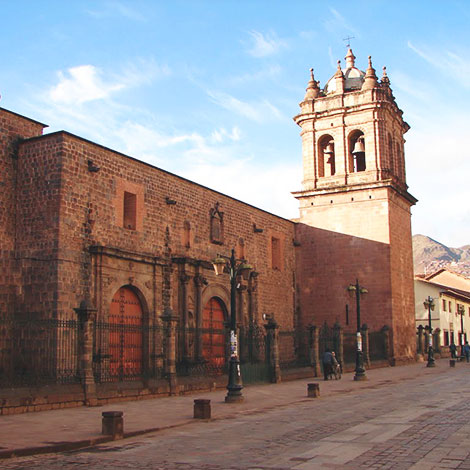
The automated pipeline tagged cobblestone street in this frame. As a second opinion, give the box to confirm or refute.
[3,363,470,469]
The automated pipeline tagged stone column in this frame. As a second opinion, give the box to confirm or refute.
[264,319,281,383]
[74,300,98,407]
[381,325,391,365]
[179,273,191,363]
[309,325,321,377]
[361,324,370,367]
[162,307,179,395]
[194,274,205,362]
[333,322,344,366]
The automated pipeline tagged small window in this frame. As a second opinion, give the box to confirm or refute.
[442,299,447,311]
[271,237,281,270]
[237,237,245,260]
[183,221,191,248]
[449,302,453,314]
[444,330,449,346]
[123,191,137,230]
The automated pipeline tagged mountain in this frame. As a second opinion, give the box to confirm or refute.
[413,234,470,276]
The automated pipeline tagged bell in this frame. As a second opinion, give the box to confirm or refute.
[323,141,334,155]
[352,137,365,154]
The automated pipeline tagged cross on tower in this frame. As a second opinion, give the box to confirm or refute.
[343,36,355,48]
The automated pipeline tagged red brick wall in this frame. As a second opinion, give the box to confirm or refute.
[0,108,45,314]
[15,132,296,329]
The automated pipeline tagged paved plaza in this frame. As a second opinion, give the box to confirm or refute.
[2,359,470,469]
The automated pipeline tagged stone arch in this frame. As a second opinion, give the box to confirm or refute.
[348,129,366,173]
[318,134,335,177]
[201,283,230,315]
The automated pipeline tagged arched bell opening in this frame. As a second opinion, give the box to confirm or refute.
[348,130,366,173]
[318,134,335,177]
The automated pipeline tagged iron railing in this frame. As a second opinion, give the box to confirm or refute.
[0,314,80,387]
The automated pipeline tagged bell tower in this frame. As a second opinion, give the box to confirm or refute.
[293,49,417,364]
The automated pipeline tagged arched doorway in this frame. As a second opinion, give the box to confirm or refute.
[108,286,143,381]
[202,297,226,372]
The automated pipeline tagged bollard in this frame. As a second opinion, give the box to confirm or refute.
[102,411,124,438]
[307,383,320,398]
[194,399,211,419]
[450,360,456,367]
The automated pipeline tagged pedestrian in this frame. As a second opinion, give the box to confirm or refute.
[463,341,470,362]
[322,348,334,381]
[450,342,457,359]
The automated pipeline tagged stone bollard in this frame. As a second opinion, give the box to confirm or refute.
[102,411,124,439]
[194,399,211,419]
[307,383,320,398]
[450,360,456,367]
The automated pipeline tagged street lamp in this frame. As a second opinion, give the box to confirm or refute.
[457,304,465,359]
[423,296,435,367]
[212,249,252,403]
[347,279,368,381]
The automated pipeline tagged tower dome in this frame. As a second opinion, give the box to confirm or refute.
[324,48,365,94]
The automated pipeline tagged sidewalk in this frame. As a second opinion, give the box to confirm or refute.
[0,359,453,459]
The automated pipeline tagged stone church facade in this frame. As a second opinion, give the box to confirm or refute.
[0,49,416,412]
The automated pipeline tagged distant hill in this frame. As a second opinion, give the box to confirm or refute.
[413,234,470,276]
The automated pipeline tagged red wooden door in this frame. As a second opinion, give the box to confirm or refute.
[202,298,226,371]
[109,287,143,380]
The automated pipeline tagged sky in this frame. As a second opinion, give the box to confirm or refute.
[1,0,469,248]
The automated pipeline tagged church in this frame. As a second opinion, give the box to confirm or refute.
[0,49,416,412]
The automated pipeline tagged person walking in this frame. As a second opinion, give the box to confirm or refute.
[463,341,470,362]
[450,342,457,359]
[322,349,334,381]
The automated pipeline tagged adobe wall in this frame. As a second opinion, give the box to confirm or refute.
[295,225,392,334]
[0,108,45,314]
[388,189,416,363]
[295,186,394,333]
[18,132,296,330]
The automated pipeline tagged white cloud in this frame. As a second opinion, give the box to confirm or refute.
[229,65,282,86]
[48,60,170,106]
[245,30,287,58]
[49,65,124,105]
[207,90,283,122]
[406,117,470,247]
[86,1,146,21]
[408,42,470,89]
[210,127,241,144]
[324,8,359,37]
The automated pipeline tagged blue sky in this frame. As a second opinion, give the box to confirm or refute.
[1,1,469,247]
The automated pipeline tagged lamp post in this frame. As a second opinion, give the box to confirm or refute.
[212,249,252,403]
[423,296,435,367]
[347,279,368,381]
[457,304,465,359]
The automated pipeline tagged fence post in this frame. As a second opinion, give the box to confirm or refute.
[333,322,344,366]
[310,325,321,377]
[264,319,281,383]
[361,324,370,367]
[162,307,179,395]
[381,325,391,365]
[74,300,98,406]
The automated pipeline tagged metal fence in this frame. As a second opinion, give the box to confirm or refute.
[175,324,270,383]
[93,321,166,383]
[0,314,80,387]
